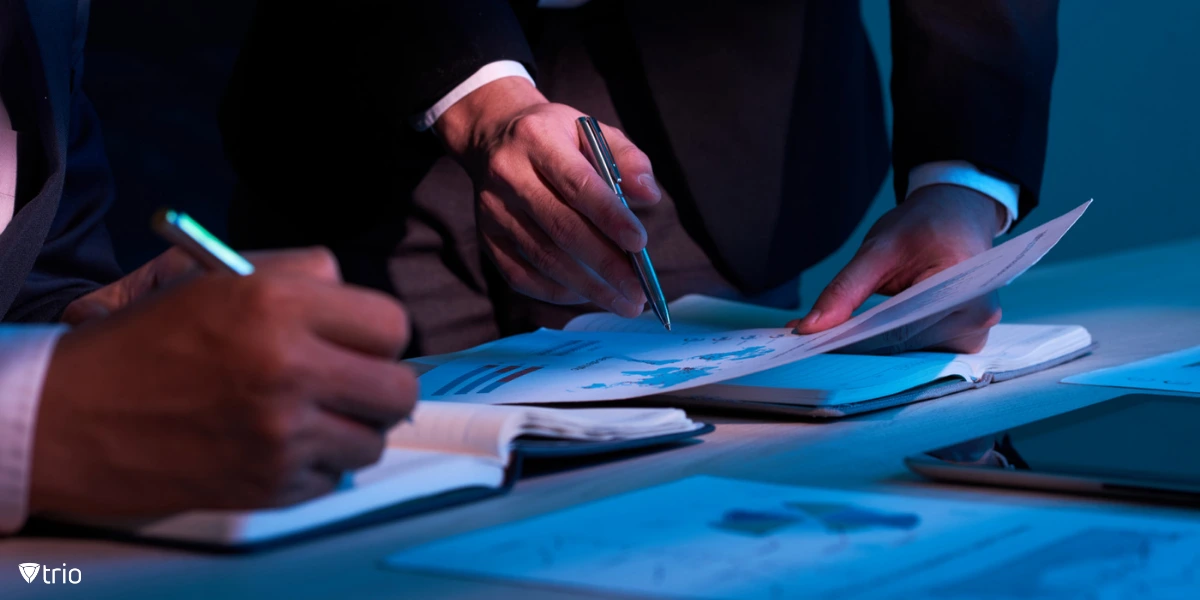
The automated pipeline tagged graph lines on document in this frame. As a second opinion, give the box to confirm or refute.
[431,364,544,396]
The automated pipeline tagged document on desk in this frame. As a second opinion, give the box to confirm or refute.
[418,201,1090,403]
[383,475,1200,600]
[1063,344,1200,394]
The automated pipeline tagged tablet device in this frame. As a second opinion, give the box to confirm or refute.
[906,393,1200,502]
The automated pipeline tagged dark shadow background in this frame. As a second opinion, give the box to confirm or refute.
[83,1,1200,284]
[83,0,253,271]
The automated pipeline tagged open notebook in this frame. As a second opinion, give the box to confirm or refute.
[56,404,709,550]
[565,295,1095,418]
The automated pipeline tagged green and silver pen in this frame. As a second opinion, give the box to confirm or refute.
[152,208,255,276]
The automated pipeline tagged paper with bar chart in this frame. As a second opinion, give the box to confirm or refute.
[418,202,1090,404]
[385,474,1200,599]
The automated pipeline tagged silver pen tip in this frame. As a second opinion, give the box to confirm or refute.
[664,322,672,332]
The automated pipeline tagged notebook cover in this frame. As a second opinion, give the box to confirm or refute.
[25,425,714,553]
[512,423,715,458]
[23,480,513,554]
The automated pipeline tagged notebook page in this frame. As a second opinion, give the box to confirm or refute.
[688,353,967,404]
[520,407,700,439]
[387,403,524,462]
[904,324,1091,379]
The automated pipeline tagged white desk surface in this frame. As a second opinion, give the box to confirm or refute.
[3,237,1200,599]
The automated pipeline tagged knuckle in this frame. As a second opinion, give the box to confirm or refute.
[246,335,301,389]
[857,235,891,256]
[254,403,304,448]
[524,243,558,275]
[595,251,630,283]
[379,367,419,427]
[375,298,412,354]
[507,113,543,139]
[564,168,598,204]
[822,276,857,304]
[548,286,585,305]
[300,246,341,281]
[502,265,538,295]
[396,365,419,401]
[543,213,581,246]
[485,154,520,187]
[236,277,288,322]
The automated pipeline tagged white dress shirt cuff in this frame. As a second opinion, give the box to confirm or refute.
[0,325,68,535]
[906,160,1021,236]
[411,60,536,132]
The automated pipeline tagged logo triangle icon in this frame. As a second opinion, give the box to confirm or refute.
[18,563,40,583]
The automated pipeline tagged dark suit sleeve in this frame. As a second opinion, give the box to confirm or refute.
[366,0,537,116]
[889,0,1059,223]
[233,0,535,120]
[4,15,121,324]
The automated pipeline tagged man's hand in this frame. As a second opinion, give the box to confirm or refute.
[62,247,342,324]
[436,77,661,317]
[30,248,417,516]
[790,185,1006,354]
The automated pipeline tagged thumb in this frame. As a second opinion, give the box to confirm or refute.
[61,296,114,325]
[790,246,893,334]
[599,123,661,208]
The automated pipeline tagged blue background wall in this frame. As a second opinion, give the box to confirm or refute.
[803,0,1200,302]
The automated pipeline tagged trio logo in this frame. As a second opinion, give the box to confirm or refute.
[18,562,81,584]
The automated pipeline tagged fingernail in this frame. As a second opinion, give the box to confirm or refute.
[638,173,661,201]
[619,227,646,251]
[612,297,642,317]
[620,280,646,305]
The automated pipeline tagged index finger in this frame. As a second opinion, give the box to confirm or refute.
[311,346,419,430]
[281,278,411,359]
[530,140,648,253]
[249,246,343,283]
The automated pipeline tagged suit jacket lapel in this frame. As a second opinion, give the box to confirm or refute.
[624,0,807,291]
[0,0,73,317]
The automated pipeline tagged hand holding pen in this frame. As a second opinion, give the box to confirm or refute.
[433,78,664,320]
[40,211,418,512]
[578,117,671,330]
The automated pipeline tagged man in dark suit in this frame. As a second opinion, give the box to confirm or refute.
[222,1,1057,356]
[0,0,415,535]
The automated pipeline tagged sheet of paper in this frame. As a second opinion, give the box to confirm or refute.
[564,295,807,334]
[417,326,799,403]
[383,475,1200,599]
[563,292,890,334]
[1063,344,1200,394]
[419,202,1089,403]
